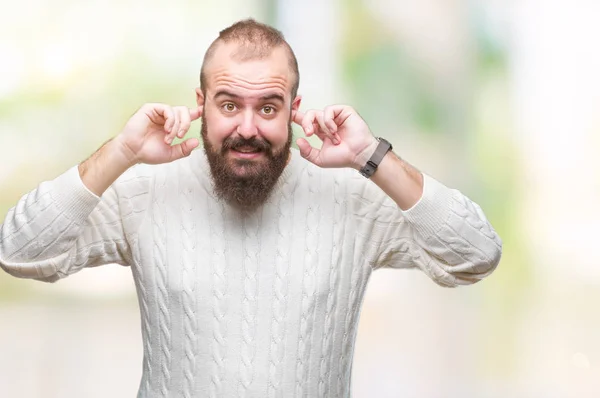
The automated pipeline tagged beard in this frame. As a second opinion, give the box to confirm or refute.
[201,119,292,213]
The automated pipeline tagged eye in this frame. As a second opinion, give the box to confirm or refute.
[223,103,236,112]
[262,105,275,115]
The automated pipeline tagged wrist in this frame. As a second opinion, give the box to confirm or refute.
[355,137,393,178]
[112,135,140,169]
[352,137,379,170]
[78,138,135,196]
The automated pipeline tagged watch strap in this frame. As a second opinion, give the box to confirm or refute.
[359,138,392,178]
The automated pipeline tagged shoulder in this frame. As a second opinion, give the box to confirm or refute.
[290,148,358,183]
[117,148,210,186]
[288,148,382,205]
[112,148,211,200]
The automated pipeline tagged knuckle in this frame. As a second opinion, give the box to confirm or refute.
[141,103,155,112]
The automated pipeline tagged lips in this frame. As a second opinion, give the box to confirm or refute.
[233,146,262,154]
[222,137,271,159]
[230,146,264,160]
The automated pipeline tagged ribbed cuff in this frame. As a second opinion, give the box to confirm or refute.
[49,165,102,223]
[401,174,454,239]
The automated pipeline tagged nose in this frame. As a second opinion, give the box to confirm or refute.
[236,109,258,139]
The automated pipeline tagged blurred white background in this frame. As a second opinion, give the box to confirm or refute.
[1,0,600,397]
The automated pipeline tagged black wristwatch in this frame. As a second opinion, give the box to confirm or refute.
[358,138,393,178]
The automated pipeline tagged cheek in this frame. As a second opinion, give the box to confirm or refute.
[205,115,236,144]
[258,118,290,147]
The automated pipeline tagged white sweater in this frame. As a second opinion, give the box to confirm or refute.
[0,148,502,398]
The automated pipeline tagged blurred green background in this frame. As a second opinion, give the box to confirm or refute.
[1,0,599,397]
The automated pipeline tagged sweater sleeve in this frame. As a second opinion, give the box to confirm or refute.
[0,165,151,283]
[350,173,502,287]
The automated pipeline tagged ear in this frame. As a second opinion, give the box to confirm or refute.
[291,95,302,120]
[195,87,205,107]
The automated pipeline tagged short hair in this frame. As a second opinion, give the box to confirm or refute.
[200,19,300,99]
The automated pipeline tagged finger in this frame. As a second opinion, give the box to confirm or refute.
[315,111,330,135]
[301,110,317,136]
[189,106,203,121]
[150,104,174,132]
[315,112,339,144]
[323,106,339,133]
[323,106,342,145]
[296,138,322,166]
[166,109,182,144]
[169,108,181,144]
[301,110,331,143]
[169,137,199,161]
[328,104,353,126]
[304,113,328,143]
[292,109,305,126]
[176,107,192,139]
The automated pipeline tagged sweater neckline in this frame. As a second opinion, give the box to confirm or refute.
[274,147,303,191]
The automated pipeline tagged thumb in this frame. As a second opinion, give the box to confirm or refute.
[170,137,199,161]
[296,138,321,166]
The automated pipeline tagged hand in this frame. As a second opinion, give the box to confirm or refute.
[114,103,202,166]
[293,105,378,170]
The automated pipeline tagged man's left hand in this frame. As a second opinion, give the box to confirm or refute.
[293,105,378,170]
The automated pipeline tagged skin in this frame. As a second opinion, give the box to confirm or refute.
[78,40,424,211]
[196,43,302,174]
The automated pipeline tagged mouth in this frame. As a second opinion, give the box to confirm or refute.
[229,146,264,159]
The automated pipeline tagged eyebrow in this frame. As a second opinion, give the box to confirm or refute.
[259,93,285,104]
[213,90,285,104]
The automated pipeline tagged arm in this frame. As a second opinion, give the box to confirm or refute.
[293,104,502,286]
[80,103,202,196]
[0,103,202,282]
[0,164,142,282]
[349,167,501,286]
[369,150,423,211]
[367,148,501,286]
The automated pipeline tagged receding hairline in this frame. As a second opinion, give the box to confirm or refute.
[201,41,297,83]
[199,20,300,98]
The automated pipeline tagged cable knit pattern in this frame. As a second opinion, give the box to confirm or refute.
[180,174,197,398]
[238,213,261,396]
[117,168,154,394]
[319,171,344,398]
[341,264,370,398]
[152,170,171,396]
[452,196,500,244]
[209,201,228,398]
[0,149,502,398]
[295,167,321,397]
[267,177,295,398]
[132,240,153,394]
[337,245,368,396]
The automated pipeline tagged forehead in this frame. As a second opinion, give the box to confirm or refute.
[204,43,293,99]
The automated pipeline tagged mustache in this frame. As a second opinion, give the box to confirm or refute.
[221,136,272,154]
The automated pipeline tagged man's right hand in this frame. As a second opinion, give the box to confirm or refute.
[114,103,202,166]
[78,103,202,196]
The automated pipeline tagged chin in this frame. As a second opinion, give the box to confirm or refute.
[228,158,266,178]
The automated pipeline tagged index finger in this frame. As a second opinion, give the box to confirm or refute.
[189,106,203,121]
[292,110,305,126]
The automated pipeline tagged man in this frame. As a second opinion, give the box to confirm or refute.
[0,19,502,398]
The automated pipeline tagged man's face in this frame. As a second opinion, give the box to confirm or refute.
[197,43,301,211]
